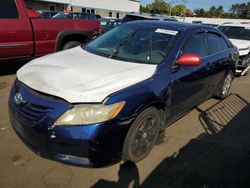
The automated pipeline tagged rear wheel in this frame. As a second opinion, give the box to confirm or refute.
[122,107,160,162]
[215,71,234,99]
[62,41,81,50]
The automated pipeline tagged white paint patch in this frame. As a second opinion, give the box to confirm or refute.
[155,28,178,35]
[17,46,157,103]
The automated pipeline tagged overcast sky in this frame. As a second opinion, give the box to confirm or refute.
[141,0,250,11]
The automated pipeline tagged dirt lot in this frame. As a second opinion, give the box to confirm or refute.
[0,60,250,188]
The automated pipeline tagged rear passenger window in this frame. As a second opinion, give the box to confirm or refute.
[206,33,229,55]
[182,33,206,57]
[0,0,19,18]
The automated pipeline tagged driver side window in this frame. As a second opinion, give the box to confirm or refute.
[182,33,206,57]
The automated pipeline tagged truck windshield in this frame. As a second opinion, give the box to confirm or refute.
[83,25,180,64]
[218,26,250,40]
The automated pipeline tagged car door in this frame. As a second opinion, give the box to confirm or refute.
[203,32,233,97]
[166,31,211,123]
[0,0,33,60]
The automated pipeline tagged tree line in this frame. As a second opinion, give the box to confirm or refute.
[140,0,189,15]
[140,0,250,19]
[194,2,250,19]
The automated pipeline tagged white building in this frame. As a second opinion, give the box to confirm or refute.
[25,0,140,18]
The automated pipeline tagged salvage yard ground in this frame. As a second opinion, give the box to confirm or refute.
[0,60,250,188]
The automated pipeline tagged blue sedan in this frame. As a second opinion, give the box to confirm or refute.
[9,21,238,167]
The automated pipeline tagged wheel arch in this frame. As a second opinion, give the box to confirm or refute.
[55,31,92,51]
[134,99,167,130]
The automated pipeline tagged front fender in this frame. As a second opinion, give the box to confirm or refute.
[105,69,171,121]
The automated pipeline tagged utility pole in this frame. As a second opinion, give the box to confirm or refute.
[169,0,174,16]
[182,0,189,20]
[68,0,72,11]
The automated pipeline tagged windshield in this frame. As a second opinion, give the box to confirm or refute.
[218,26,250,40]
[83,25,180,64]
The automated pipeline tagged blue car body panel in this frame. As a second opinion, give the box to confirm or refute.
[9,21,237,167]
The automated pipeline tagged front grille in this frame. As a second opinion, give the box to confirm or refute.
[10,99,53,127]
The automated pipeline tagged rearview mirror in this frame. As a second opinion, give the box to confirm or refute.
[177,54,202,66]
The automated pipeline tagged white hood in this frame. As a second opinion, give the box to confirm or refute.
[230,39,250,56]
[17,47,157,103]
[230,39,250,49]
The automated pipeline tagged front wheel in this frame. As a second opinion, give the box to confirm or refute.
[215,71,234,99]
[122,107,161,163]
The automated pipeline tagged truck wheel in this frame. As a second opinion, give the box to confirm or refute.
[122,107,160,163]
[62,41,81,50]
[215,71,234,99]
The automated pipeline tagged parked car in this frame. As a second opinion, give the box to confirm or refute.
[99,18,121,33]
[192,20,203,24]
[0,0,100,60]
[36,10,59,18]
[9,21,238,167]
[95,14,101,19]
[121,12,178,23]
[192,21,219,28]
[201,23,219,28]
[52,12,98,20]
[218,23,250,76]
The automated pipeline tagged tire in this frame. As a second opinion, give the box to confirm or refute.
[215,71,234,99]
[122,107,161,163]
[241,54,250,76]
[62,41,81,50]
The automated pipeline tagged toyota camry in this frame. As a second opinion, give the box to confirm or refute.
[9,21,238,167]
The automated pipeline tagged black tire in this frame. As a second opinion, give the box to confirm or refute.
[215,71,234,99]
[241,55,250,76]
[234,72,241,77]
[122,107,161,163]
[62,41,81,50]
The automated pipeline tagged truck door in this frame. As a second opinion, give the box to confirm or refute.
[0,0,33,60]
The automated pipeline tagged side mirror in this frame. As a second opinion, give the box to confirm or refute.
[176,54,202,66]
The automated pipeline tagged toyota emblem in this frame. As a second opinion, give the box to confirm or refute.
[14,92,23,105]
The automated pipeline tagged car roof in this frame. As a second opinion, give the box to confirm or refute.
[125,12,177,21]
[66,12,91,14]
[124,20,211,32]
[203,23,219,26]
[36,10,59,13]
[103,17,119,19]
[220,23,250,28]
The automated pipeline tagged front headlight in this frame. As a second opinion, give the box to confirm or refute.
[54,101,125,126]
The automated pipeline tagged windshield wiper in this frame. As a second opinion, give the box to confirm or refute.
[109,30,137,59]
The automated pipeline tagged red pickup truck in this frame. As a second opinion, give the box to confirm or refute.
[0,0,100,60]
